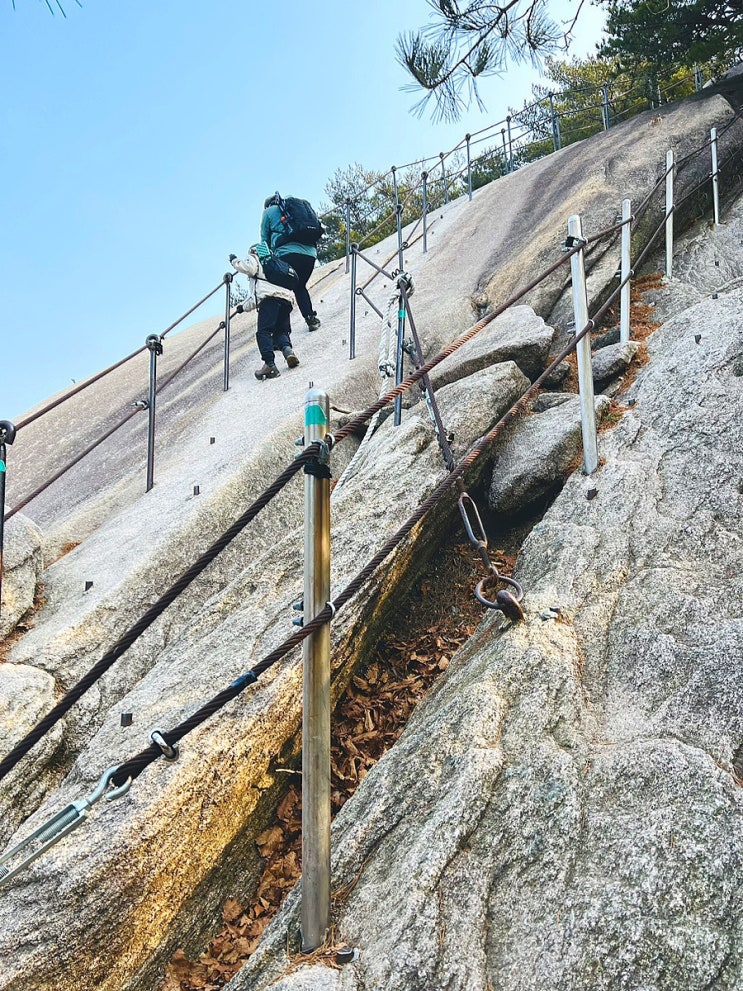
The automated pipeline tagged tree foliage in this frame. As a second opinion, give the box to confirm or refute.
[396,0,563,121]
[11,0,82,15]
[600,0,743,73]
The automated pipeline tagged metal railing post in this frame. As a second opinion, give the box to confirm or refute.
[223,273,232,393]
[391,166,404,271]
[549,93,562,151]
[506,115,514,173]
[500,128,508,174]
[394,282,406,427]
[602,83,610,130]
[665,149,674,278]
[145,334,163,493]
[422,171,428,254]
[694,64,703,91]
[568,215,599,475]
[440,152,448,204]
[466,133,472,200]
[349,243,358,361]
[620,198,632,343]
[711,127,720,226]
[301,387,331,953]
[344,199,351,274]
[0,421,17,618]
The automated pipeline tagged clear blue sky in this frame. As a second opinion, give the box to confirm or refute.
[0,0,606,419]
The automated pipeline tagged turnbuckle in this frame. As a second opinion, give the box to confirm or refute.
[0,766,131,889]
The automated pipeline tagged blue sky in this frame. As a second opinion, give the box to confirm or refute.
[0,0,606,419]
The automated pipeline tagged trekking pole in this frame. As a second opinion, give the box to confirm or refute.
[301,387,331,953]
[145,334,163,493]
[344,199,352,275]
[0,421,17,617]
[466,134,472,200]
[223,272,232,392]
[349,243,358,361]
[439,152,448,204]
[422,171,429,253]
[567,215,599,474]
[391,166,404,271]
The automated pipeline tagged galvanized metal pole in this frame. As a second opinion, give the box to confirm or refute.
[145,334,163,493]
[694,64,703,91]
[344,199,351,275]
[506,116,514,173]
[422,171,429,254]
[391,166,404,271]
[665,149,674,278]
[223,273,232,393]
[301,387,331,954]
[501,128,508,174]
[549,93,561,151]
[465,134,472,200]
[620,198,632,343]
[0,421,16,617]
[568,215,599,475]
[393,286,406,427]
[349,243,358,361]
[602,84,610,130]
[440,152,448,204]
[711,128,720,226]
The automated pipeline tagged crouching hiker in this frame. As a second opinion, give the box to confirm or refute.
[229,246,300,381]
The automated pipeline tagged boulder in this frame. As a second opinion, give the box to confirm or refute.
[488,393,611,515]
[0,513,43,640]
[591,341,639,387]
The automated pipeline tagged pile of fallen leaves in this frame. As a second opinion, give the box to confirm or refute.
[161,541,494,990]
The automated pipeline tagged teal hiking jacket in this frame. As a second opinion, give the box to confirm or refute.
[260,204,318,259]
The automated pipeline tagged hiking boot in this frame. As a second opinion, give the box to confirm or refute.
[254,362,280,381]
[306,313,321,331]
[282,346,299,369]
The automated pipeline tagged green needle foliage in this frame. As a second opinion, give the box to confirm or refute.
[396,0,562,121]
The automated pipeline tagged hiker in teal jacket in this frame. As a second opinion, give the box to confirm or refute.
[260,196,321,331]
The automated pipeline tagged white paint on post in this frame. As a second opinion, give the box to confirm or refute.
[665,149,674,278]
[620,198,632,343]
[301,388,331,953]
[568,215,599,475]
[711,127,720,226]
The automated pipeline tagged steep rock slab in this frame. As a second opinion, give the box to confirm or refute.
[233,251,743,991]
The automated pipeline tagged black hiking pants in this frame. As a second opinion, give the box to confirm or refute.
[256,297,292,364]
[282,253,316,322]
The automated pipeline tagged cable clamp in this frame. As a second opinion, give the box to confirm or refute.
[0,421,17,446]
[149,728,179,762]
[562,234,587,252]
[0,766,130,889]
[145,334,164,355]
[324,432,336,451]
[326,601,337,618]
